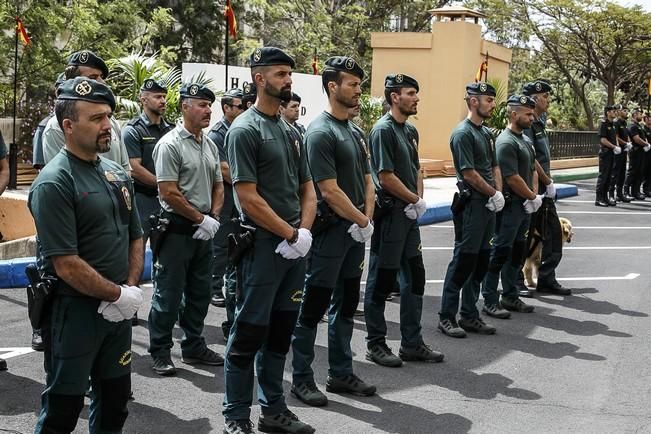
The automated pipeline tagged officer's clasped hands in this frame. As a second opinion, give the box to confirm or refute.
[485,190,505,212]
[98,285,144,322]
[404,197,427,220]
[613,145,622,155]
[545,180,556,198]
[523,194,544,214]
[348,219,374,243]
[193,214,220,240]
[644,144,651,152]
[625,142,633,152]
[275,228,313,259]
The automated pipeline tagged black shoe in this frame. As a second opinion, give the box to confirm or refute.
[595,199,609,207]
[518,287,534,298]
[645,191,651,198]
[458,317,496,335]
[131,312,139,326]
[291,382,328,406]
[326,373,377,396]
[182,347,225,366]
[211,293,226,307]
[224,419,255,434]
[31,329,45,351]
[617,195,633,203]
[501,297,535,313]
[0,358,6,371]
[607,198,617,206]
[152,356,176,376]
[365,342,403,367]
[635,194,646,201]
[537,282,571,295]
[258,410,315,434]
[398,343,444,362]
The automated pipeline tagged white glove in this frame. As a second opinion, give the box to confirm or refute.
[193,215,220,239]
[192,226,213,241]
[613,146,622,155]
[412,198,427,218]
[97,285,143,322]
[626,142,633,152]
[545,181,556,198]
[523,194,544,214]
[644,144,651,152]
[275,228,312,259]
[348,219,374,243]
[485,191,505,212]
[403,203,418,219]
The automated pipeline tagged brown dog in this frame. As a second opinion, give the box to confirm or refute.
[523,217,573,288]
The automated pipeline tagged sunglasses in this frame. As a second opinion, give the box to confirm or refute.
[227,103,244,110]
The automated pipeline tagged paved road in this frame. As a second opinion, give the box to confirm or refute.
[2,179,651,433]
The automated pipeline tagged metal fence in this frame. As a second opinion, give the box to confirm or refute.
[548,130,599,160]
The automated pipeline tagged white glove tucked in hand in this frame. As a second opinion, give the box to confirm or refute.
[348,219,374,243]
[645,144,651,153]
[97,285,144,322]
[523,194,544,214]
[626,142,633,152]
[613,146,622,155]
[485,191,505,212]
[545,181,556,198]
[192,215,220,240]
[403,203,418,219]
[275,228,313,259]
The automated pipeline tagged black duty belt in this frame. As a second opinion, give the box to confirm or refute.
[160,211,199,236]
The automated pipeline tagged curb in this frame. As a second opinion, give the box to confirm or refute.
[417,183,579,226]
[552,171,598,183]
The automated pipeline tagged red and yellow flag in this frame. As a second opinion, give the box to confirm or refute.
[311,51,318,75]
[16,17,31,46]
[224,0,237,38]
[475,60,487,82]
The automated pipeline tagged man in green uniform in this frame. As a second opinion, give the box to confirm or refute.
[625,108,650,199]
[640,111,651,196]
[438,82,504,339]
[29,77,144,433]
[122,78,174,324]
[147,82,225,375]
[290,56,376,407]
[223,47,316,434]
[0,131,7,369]
[595,105,620,206]
[611,105,633,202]
[207,88,244,312]
[280,92,306,138]
[42,50,131,173]
[364,73,444,364]
[481,95,540,317]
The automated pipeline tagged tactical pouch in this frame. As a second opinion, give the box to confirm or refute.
[228,219,256,266]
[311,200,338,236]
[25,264,56,329]
[373,190,396,222]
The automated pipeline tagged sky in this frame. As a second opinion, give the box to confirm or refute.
[612,0,651,10]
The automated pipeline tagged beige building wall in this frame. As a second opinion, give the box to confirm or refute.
[371,18,512,165]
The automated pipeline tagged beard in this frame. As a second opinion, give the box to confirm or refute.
[515,118,532,130]
[478,106,493,120]
[265,82,292,102]
[399,103,417,117]
[335,92,359,109]
[96,133,112,153]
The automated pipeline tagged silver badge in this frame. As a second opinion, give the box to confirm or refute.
[189,85,199,96]
[479,83,487,92]
[75,80,92,96]
[535,82,542,91]
[520,96,528,105]
[253,49,262,62]
[145,80,153,89]
[79,51,89,64]
[396,74,404,84]
[243,83,251,93]
[345,58,355,70]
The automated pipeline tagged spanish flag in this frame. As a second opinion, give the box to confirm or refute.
[475,59,487,82]
[224,0,237,39]
[311,49,318,75]
[16,17,31,47]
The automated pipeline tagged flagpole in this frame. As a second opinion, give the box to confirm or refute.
[484,51,489,81]
[224,4,229,92]
[10,14,19,190]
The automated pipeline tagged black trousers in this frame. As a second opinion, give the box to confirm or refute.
[609,152,627,196]
[596,149,614,200]
[535,198,563,287]
[624,147,645,196]
[643,151,651,194]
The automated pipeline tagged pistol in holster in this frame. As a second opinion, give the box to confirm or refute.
[373,190,396,222]
[149,213,170,261]
[25,264,57,329]
[450,181,472,215]
[311,200,338,236]
[227,219,256,266]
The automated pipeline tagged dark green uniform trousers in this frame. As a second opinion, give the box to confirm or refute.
[36,296,132,434]
[148,232,214,358]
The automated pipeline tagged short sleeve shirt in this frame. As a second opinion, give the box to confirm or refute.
[599,120,617,149]
[615,118,629,142]
[226,107,312,223]
[305,111,370,208]
[32,115,52,167]
[449,118,496,186]
[496,128,536,199]
[629,121,647,144]
[523,117,551,193]
[369,112,420,195]
[28,150,142,283]
[207,117,231,163]
[153,125,222,213]
[122,112,173,187]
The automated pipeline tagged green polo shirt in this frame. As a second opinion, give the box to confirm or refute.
[523,116,551,194]
[28,150,143,284]
[226,106,312,223]
[153,124,222,214]
[305,111,370,208]
[450,118,496,186]
[496,128,536,199]
[369,112,420,195]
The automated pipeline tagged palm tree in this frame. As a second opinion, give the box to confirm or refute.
[485,78,508,138]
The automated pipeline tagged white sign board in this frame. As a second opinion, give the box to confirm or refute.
[182,63,328,129]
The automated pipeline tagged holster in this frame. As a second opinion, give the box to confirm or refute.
[149,213,170,261]
[373,190,398,222]
[311,200,338,236]
[227,219,256,266]
[25,264,57,329]
[450,181,472,215]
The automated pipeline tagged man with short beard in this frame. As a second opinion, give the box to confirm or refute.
[290,56,376,407]
[481,95,541,319]
[438,82,504,339]
[625,108,651,199]
[42,50,131,172]
[147,82,225,376]
[223,47,317,434]
[364,73,444,365]
[280,92,306,138]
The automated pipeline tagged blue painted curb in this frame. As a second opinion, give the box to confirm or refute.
[417,183,578,226]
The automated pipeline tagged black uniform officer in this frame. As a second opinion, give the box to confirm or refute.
[206,88,244,335]
[624,108,650,199]
[33,73,66,171]
[640,111,651,196]
[0,131,7,370]
[223,47,317,434]
[29,77,144,433]
[611,105,633,202]
[595,105,620,206]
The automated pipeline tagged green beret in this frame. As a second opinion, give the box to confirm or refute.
[67,50,109,78]
[522,80,553,96]
[323,56,364,80]
[224,88,243,99]
[506,94,536,108]
[141,78,167,93]
[54,72,66,90]
[180,83,215,103]
[466,82,496,97]
[385,73,419,92]
[605,104,617,112]
[57,77,116,111]
[250,47,295,68]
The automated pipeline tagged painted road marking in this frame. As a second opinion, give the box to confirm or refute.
[0,347,35,360]
[367,246,651,251]
[425,226,651,230]
[559,211,651,215]
[361,273,639,285]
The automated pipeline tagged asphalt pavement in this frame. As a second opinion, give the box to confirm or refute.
[2,178,651,433]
